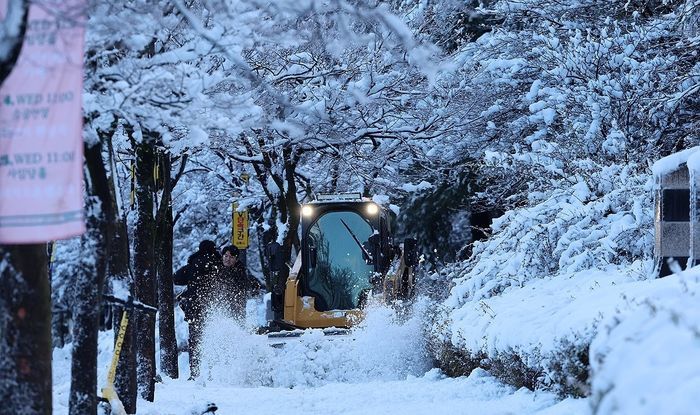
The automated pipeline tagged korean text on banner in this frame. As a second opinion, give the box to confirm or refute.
[232,203,249,249]
[0,0,87,243]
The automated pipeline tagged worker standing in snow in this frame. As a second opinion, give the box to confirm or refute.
[174,239,222,379]
[212,245,262,321]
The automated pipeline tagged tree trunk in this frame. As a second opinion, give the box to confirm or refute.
[68,140,114,414]
[106,123,138,413]
[279,149,301,282]
[110,217,137,414]
[133,138,157,401]
[111,219,137,414]
[155,150,178,379]
[112,303,137,413]
[257,216,275,290]
[0,245,52,415]
[68,199,105,415]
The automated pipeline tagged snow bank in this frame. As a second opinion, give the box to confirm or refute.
[589,269,700,414]
[429,164,700,399]
[432,261,700,396]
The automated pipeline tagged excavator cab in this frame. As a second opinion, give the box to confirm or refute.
[266,193,418,332]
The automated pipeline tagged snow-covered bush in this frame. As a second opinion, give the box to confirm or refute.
[428,163,658,396]
[431,0,700,215]
[425,0,700,396]
[447,164,653,306]
[430,160,700,402]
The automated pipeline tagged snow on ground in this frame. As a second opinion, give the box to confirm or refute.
[445,263,655,357]
[52,300,585,414]
[51,264,700,414]
[589,268,700,415]
[138,369,586,415]
[436,259,700,413]
[53,329,115,414]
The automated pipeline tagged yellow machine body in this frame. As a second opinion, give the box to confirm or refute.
[265,195,418,334]
[282,256,364,329]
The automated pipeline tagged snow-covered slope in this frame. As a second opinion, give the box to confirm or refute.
[430,166,700,412]
[589,270,700,414]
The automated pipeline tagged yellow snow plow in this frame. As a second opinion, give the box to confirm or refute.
[262,193,418,340]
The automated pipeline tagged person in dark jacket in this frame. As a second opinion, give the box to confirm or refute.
[174,239,222,379]
[211,245,262,320]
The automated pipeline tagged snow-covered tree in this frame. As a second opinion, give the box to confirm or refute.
[428,0,700,395]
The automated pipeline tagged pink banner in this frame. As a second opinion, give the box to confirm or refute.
[0,0,86,243]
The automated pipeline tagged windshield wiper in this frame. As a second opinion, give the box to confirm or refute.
[339,218,373,263]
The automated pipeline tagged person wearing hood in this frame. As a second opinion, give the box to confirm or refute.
[174,239,222,379]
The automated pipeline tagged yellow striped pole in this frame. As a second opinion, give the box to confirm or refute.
[101,308,129,414]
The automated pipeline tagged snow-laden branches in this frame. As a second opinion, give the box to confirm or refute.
[428,0,700,213]
[446,163,653,308]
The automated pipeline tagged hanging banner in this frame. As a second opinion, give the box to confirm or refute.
[0,0,87,243]
[232,203,249,249]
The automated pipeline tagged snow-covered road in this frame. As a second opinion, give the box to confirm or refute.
[137,369,586,415]
[53,302,587,414]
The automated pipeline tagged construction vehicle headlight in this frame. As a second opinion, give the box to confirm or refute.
[366,203,379,215]
[302,205,314,217]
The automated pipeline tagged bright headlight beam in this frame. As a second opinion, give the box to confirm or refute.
[366,203,379,215]
[302,205,314,217]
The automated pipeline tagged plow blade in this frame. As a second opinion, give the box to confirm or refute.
[267,327,352,348]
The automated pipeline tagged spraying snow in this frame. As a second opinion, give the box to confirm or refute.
[196,299,432,388]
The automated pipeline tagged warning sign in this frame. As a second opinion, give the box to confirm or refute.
[232,203,249,249]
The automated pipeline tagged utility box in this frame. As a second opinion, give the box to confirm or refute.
[652,147,700,277]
